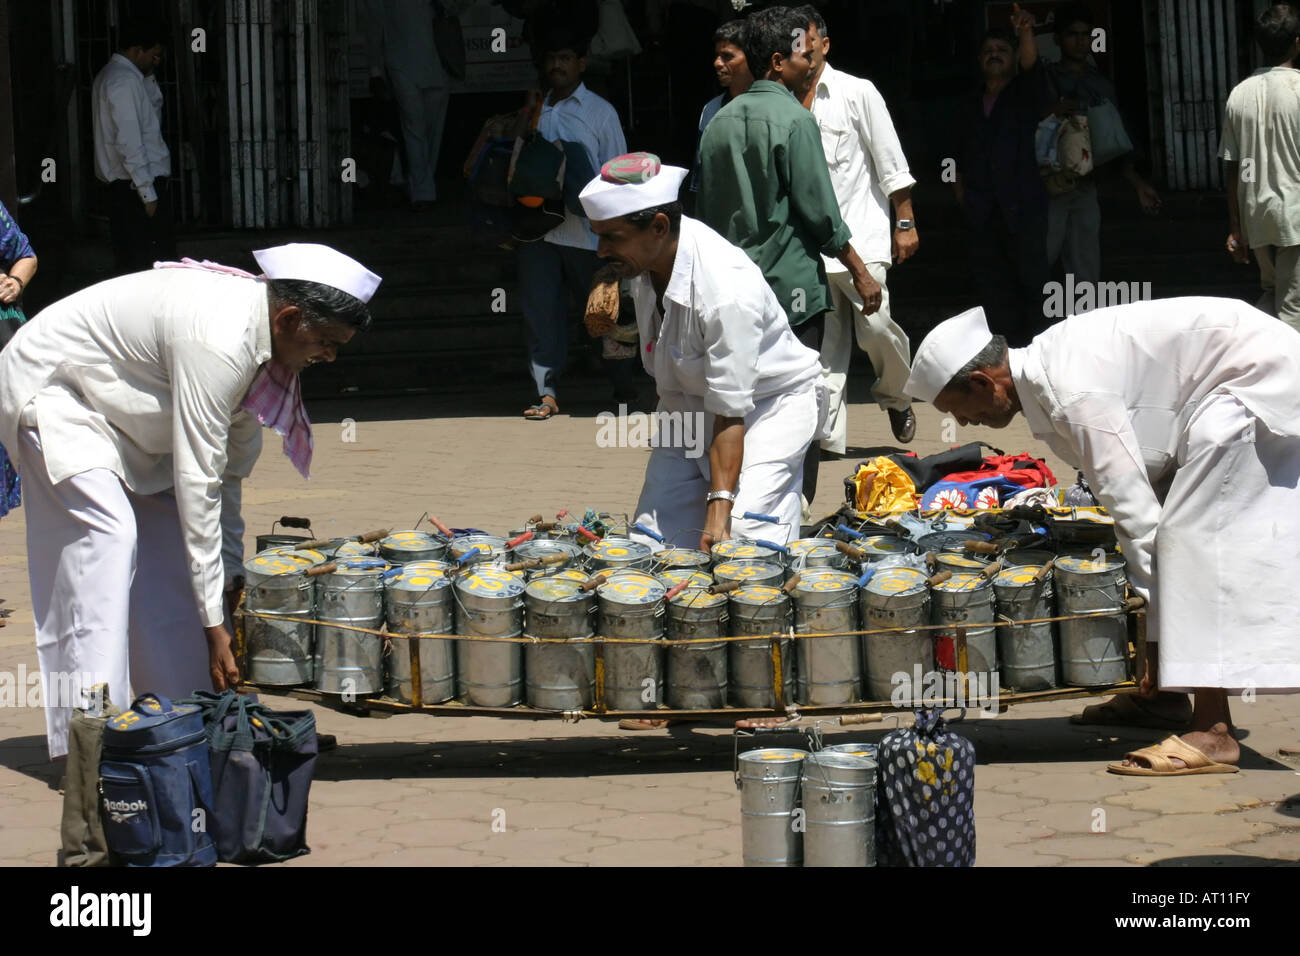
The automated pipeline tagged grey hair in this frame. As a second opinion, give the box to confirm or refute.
[946,334,1008,391]
[265,278,372,331]
[623,201,683,234]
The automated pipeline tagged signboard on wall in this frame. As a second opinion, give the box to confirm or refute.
[453,0,537,93]
[348,0,537,98]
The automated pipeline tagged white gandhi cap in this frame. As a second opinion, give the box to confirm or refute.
[580,156,689,221]
[903,306,995,403]
[252,243,382,303]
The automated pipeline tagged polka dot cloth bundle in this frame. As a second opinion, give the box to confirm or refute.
[875,709,976,866]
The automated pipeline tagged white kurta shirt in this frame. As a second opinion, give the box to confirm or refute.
[537,82,626,251]
[0,270,273,628]
[1009,296,1300,601]
[809,63,915,271]
[628,216,822,418]
[91,53,172,203]
[1218,66,1300,249]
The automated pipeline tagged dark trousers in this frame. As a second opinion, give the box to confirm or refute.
[105,177,176,276]
[795,312,828,508]
[970,209,1049,347]
[516,240,600,400]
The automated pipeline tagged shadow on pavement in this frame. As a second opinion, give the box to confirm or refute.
[1146,854,1298,867]
[0,735,62,790]
[942,716,1286,769]
[294,715,1293,781]
[3,715,1291,785]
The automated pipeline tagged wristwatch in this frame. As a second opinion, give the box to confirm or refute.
[895,219,915,231]
[706,490,737,504]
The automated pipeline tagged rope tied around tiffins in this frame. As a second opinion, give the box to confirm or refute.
[237,600,1144,647]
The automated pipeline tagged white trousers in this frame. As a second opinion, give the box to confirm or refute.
[820,263,912,454]
[1254,243,1300,333]
[17,426,211,758]
[632,384,822,548]
[1154,393,1300,692]
[389,71,450,202]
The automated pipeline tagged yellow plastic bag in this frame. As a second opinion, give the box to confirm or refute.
[851,457,919,513]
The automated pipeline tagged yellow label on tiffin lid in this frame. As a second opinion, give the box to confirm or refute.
[247,552,315,576]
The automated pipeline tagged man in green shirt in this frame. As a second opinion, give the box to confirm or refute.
[697,6,877,513]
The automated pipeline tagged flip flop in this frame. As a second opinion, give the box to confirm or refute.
[618,718,671,731]
[523,397,558,421]
[1107,734,1239,776]
[1069,694,1191,731]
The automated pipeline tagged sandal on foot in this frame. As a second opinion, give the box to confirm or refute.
[618,718,670,731]
[1107,734,1239,776]
[523,397,558,421]
[1070,694,1191,731]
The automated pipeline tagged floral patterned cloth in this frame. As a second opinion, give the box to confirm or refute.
[0,198,34,519]
[0,447,18,518]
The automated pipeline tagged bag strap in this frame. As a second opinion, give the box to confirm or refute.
[210,690,240,727]
[230,696,257,751]
[244,702,316,748]
[528,89,543,132]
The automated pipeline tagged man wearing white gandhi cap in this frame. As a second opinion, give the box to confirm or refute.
[582,153,828,552]
[0,243,380,758]
[905,298,1300,775]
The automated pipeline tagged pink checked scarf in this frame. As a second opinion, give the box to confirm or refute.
[154,258,314,478]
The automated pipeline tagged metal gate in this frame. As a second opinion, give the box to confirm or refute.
[1150,0,1239,191]
[223,0,351,228]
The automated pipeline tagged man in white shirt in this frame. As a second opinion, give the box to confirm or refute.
[91,17,174,275]
[518,23,626,421]
[905,300,1300,775]
[582,158,826,549]
[363,0,450,212]
[0,245,381,759]
[1221,3,1300,332]
[797,5,917,449]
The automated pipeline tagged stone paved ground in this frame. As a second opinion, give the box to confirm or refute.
[1,379,1297,867]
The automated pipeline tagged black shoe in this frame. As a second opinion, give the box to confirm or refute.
[888,406,916,444]
[316,733,338,752]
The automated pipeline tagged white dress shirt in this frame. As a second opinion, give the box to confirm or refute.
[628,216,822,418]
[1009,297,1300,601]
[91,53,172,203]
[0,270,273,627]
[362,0,447,89]
[809,63,915,270]
[1218,66,1300,249]
[537,82,626,250]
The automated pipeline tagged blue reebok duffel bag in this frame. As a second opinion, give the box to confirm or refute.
[99,693,218,867]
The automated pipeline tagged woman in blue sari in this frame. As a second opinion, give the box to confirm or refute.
[0,199,38,518]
